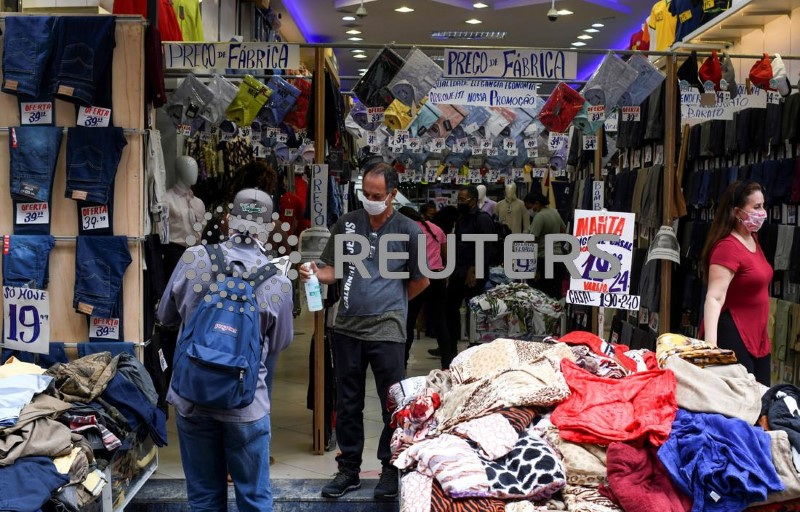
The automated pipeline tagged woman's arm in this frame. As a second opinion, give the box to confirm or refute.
[703,264,735,346]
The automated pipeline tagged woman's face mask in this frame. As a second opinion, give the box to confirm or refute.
[739,208,767,232]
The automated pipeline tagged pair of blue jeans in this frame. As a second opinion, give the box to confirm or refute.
[1,16,57,98]
[177,413,272,512]
[2,235,55,289]
[73,236,131,318]
[9,126,63,203]
[50,16,116,107]
[65,127,127,204]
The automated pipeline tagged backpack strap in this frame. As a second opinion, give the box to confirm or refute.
[206,244,229,276]
[248,262,279,288]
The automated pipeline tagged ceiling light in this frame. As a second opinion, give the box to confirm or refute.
[473,2,488,7]
[431,30,507,39]
[592,23,604,27]
[359,68,368,72]
[360,70,367,75]
[556,9,573,15]
[354,53,368,59]
[351,49,365,53]
[348,36,363,41]
[346,29,361,35]
[577,34,592,39]
[342,15,356,21]
[465,18,482,24]
[571,41,586,47]
[584,28,599,33]
[395,6,414,13]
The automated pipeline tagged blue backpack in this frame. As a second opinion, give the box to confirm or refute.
[171,244,277,409]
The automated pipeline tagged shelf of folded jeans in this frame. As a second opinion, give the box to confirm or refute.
[675,0,800,47]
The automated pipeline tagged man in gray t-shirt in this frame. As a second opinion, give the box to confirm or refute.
[301,163,429,500]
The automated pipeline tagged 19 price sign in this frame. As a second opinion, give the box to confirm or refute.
[3,286,50,355]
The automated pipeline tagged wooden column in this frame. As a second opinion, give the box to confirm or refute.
[312,47,326,455]
[659,55,678,335]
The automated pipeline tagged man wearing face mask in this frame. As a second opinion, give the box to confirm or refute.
[524,192,566,298]
[442,186,497,367]
[701,181,773,385]
[300,162,429,500]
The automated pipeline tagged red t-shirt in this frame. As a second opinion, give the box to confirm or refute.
[709,234,773,357]
[629,29,650,51]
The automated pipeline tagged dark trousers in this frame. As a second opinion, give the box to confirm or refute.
[331,331,405,473]
[444,270,485,368]
[405,277,449,367]
[718,310,771,386]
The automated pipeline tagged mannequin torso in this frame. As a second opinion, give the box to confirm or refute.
[166,156,206,246]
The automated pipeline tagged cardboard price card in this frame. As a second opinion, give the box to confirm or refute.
[2,286,50,355]
[90,317,120,340]
[77,106,111,128]
[81,206,110,231]
[20,102,53,125]
[570,209,636,296]
[16,203,49,225]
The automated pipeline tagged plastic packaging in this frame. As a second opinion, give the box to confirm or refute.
[303,262,323,312]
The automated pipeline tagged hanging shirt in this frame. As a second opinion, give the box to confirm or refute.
[629,27,650,51]
[701,0,730,22]
[709,234,774,357]
[172,0,204,41]
[669,0,704,43]
[157,0,183,41]
[648,0,677,51]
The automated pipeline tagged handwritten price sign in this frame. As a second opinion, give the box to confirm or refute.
[548,132,568,151]
[21,102,53,125]
[16,203,49,225]
[90,317,120,340]
[367,107,385,124]
[2,286,50,355]
[588,105,605,123]
[81,205,110,231]
[621,106,641,122]
[77,106,111,128]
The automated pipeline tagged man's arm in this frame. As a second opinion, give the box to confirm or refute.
[264,277,295,355]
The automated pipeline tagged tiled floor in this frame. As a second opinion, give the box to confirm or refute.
[153,309,448,481]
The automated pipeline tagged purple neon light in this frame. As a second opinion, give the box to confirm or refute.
[280,0,323,43]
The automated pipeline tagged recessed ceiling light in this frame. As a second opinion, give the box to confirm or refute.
[465,18,482,24]
[584,28,599,33]
[395,6,414,13]
[592,23,604,28]
[348,36,363,41]
[342,15,356,21]
[346,29,361,35]
[577,34,592,40]
[473,2,488,7]
[571,41,586,47]
[354,53,368,59]
[351,49,365,53]
[556,9,573,15]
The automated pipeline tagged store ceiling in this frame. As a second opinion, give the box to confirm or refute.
[271,0,652,88]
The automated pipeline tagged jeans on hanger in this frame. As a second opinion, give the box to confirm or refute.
[2,235,56,289]
[165,73,216,133]
[259,76,301,126]
[582,54,638,112]
[73,236,132,318]
[9,126,63,203]
[1,16,56,98]
[619,54,666,108]
[65,127,127,204]
[50,17,116,106]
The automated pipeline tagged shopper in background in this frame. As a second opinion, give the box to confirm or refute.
[158,188,294,512]
[525,192,567,299]
[300,162,429,500]
[420,201,437,222]
[398,206,450,369]
[443,186,496,367]
[432,204,460,235]
[702,181,772,386]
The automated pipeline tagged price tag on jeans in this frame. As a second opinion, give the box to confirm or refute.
[622,106,641,122]
[2,286,50,355]
[548,132,568,151]
[199,129,213,141]
[503,138,517,150]
[632,149,642,168]
[481,139,493,152]
[77,106,111,128]
[20,102,53,125]
[16,203,49,225]
[523,137,538,149]
[431,138,446,152]
[265,127,278,138]
[468,168,482,181]
[511,168,524,180]
[408,137,422,153]
[471,142,483,155]
[583,135,598,150]
[367,107,385,125]
[177,124,192,136]
[485,146,499,157]
[531,167,547,179]
[604,111,619,132]
[553,168,567,178]
[644,145,653,164]
[90,317,120,340]
[527,147,539,158]
[395,129,410,146]
[239,126,252,140]
[276,132,288,143]
[455,137,469,153]
[81,205,110,231]
[507,147,518,157]
[768,91,782,105]
[588,105,605,123]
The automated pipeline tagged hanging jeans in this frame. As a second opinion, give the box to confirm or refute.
[73,236,132,318]
[2,235,56,289]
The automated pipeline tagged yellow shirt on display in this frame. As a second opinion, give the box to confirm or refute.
[648,0,678,51]
[172,0,204,42]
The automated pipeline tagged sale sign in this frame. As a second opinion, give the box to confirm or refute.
[3,286,50,355]
[569,210,635,295]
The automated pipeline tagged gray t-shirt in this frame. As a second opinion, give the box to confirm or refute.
[321,209,424,343]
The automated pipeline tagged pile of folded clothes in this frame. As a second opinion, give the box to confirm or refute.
[0,350,166,512]
[389,332,800,512]
[468,283,565,342]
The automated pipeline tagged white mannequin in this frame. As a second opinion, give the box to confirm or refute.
[166,156,206,246]
[496,182,529,234]
[476,184,496,217]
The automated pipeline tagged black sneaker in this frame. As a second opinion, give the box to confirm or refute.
[427,348,441,357]
[374,465,399,500]
[321,471,361,498]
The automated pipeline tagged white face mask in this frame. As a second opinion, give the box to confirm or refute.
[360,192,389,216]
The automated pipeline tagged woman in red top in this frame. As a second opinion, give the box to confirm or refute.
[702,181,772,385]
